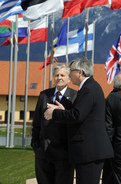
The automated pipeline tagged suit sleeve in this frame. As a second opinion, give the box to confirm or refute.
[105,97,115,141]
[31,93,42,149]
[53,87,94,124]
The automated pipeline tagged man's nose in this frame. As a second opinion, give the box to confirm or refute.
[58,75,61,79]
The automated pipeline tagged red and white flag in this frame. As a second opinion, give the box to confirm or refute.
[1,16,48,46]
[62,0,110,19]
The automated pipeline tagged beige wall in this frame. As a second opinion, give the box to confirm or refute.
[0,95,38,123]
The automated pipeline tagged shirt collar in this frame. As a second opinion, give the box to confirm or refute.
[79,77,90,90]
[54,86,68,96]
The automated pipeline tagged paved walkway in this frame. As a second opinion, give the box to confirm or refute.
[26,170,102,184]
[26,178,102,184]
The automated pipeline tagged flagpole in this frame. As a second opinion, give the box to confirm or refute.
[92,21,95,67]
[66,18,69,66]
[6,21,14,148]
[10,15,18,148]
[22,20,31,149]
[49,13,54,88]
[84,8,89,58]
[44,15,48,90]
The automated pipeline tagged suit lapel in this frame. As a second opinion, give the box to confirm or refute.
[61,87,73,108]
[48,88,55,104]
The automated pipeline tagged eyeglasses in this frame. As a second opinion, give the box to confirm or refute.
[70,69,79,72]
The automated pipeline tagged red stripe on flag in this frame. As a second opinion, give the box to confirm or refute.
[108,67,114,84]
[62,0,109,19]
[0,20,11,27]
[1,27,48,46]
[110,0,121,10]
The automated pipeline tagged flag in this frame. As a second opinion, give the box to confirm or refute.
[1,16,48,46]
[62,0,109,19]
[21,0,47,10]
[22,0,64,21]
[110,0,121,10]
[0,0,5,7]
[39,20,93,70]
[39,47,57,70]
[0,14,28,40]
[53,21,94,57]
[0,0,24,22]
[0,15,16,38]
[105,34,121,84]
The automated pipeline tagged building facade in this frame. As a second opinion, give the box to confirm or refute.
[0,61,113,124]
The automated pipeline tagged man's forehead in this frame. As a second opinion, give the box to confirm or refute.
[54,68,66,73]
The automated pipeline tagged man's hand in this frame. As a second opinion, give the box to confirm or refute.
[44,101,65,120]
[47,100,65,110]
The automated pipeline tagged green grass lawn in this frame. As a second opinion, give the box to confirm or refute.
[0,146,35,184]
[0,126,32,136]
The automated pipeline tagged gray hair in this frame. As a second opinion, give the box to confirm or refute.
[69,57,93,77]
[113,73,121,89]
[52,64,70,76]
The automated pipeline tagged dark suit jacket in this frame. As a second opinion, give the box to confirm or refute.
[31,87,77,160]
[105,90,121,155]
[53,77,114,163]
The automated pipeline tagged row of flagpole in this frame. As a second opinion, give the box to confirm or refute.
[1,0,120,148]
[5,8,95,148]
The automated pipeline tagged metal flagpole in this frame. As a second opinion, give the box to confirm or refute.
[44,15,48,90]
[6,21,14,148]
[92,21,95,66]
[49,13,54,88]
[22,20,31,149]
[10,15,18,148]
[66,18,69,66]
[84,8,89,58]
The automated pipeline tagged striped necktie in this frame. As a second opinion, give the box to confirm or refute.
[55,91,61,102]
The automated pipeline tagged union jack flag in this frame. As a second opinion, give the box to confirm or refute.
[105,34,121,84]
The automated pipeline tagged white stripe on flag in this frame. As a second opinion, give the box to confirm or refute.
[23,0,64,20]
[54,43,79,57]
[30,16,47,30]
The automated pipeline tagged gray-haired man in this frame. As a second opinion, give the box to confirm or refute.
[31,64,77,184]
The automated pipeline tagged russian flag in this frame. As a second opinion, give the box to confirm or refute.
[1,15,48,46]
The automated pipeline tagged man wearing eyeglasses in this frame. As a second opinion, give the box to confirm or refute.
[44,57,114,184]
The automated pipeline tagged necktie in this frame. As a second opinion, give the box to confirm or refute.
[55,91,61,102]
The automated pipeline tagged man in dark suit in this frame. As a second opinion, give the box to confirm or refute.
[44,57,114,184]
[31,64,77,184]
[102,73,121,184]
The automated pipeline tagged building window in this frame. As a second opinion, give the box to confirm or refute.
[6,96,8,101]
[30,83,37,89]
[30,111,34,120]
[0,115,2,120]
[20,111,24,120]
[20,96,25,102]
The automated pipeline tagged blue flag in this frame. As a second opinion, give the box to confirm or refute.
[0,0,24,22]
[54,20,94,57]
